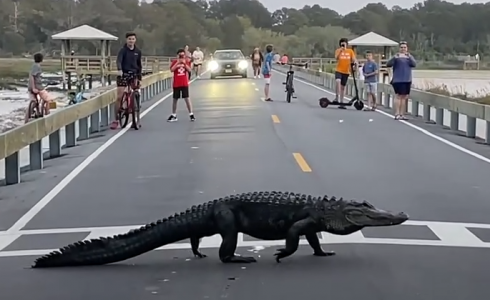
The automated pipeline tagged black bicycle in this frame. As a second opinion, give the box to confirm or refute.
[283,63,308,103]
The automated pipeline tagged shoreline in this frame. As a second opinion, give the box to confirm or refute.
[0,81,114,133]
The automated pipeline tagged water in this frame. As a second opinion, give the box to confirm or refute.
[0,73,111,132]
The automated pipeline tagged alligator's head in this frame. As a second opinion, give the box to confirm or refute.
[320,198,409,235]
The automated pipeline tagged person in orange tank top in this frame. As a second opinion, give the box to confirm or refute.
[334,38,357,108]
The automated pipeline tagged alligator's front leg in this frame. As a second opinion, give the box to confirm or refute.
[275,218,315,262]
[190,237,207,258]
[305,233,335,257]
[214,208,257,263]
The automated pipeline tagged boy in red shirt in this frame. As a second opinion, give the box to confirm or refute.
[167,48,195,122]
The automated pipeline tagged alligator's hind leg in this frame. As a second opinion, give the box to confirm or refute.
[190,237,207,258]
[214,209,257,263]
[305,233,335,256]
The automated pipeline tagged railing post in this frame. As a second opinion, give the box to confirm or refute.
[49,130,61,158]
[486,121,490,143]
[450,111,459,131]
[90,110,100,133]
[29,140,43,170]
[435,108,444,125]
[466,116,477,138]
[109,103,116,121]
[78,117,89,141]
[411,99,419,116]
[65,122,77,147]
[5,152,20,185]
[100,106,109,127]
[423,104,431,122]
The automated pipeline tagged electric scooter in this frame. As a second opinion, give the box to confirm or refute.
[319,64,364,110]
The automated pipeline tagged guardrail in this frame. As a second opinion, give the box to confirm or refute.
[0,71,174,185]
[273,64,490,143]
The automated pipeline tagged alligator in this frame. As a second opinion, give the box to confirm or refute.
[32,191,408,268]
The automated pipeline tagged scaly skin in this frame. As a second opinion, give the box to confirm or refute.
[32,191,408,268]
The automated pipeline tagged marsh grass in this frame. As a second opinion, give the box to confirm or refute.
[0,58,61,79]
[420,80,490,105]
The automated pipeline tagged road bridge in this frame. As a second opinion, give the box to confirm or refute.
[0,67,489,299]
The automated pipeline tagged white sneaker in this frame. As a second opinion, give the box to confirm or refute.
[258,75,261,78]
[254,75,256,79]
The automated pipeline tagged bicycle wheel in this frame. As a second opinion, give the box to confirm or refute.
[286,88,292,103]
[129,92,138,130]
[285,75,294,103]
[119,92,130,128]
[27,101,38,121]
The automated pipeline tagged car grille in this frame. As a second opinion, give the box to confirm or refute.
[221,62,236,69]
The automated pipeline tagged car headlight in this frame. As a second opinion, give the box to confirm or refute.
[208,61,219,71]
[238,60,248,69]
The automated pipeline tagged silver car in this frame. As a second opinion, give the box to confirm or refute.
[208,49,248,79]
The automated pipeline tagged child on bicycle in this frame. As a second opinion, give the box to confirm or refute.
[25,53,52,123]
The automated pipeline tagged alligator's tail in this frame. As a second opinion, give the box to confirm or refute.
[32,206,213,268]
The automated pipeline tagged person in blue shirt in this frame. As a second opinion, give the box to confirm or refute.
[386,41,416,120]
[262,44,274,101]
[362,51,379,111]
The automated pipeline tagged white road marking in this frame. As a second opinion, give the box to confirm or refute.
[0,220,489,257]
[6,76,202,233]
[272,70,490,165]
[255,88,259,91]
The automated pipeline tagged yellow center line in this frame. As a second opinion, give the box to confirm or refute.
[293,153,312,172]
[271,115,280,123]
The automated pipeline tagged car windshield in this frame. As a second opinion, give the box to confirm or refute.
[214,51,243,60]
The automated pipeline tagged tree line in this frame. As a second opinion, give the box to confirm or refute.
[0,0,488,59]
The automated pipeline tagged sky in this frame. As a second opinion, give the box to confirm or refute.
[141,1,486,15]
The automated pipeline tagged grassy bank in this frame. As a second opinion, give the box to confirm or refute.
[0,58,61,79]
[426,85,490,105]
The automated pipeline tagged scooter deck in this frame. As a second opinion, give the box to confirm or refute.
[324,98,359,106]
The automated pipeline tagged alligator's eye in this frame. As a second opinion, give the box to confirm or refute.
[362,201,374,208]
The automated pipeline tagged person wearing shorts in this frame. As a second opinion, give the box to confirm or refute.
[362,51,378,111]
[26,53,53,123]
[112,32,143,129]
[334,38,357,109]
[167,48,195,122]
[262,45,274,101]
[386,41,416,120]
[192,46,204,78]
[251,48,263,78]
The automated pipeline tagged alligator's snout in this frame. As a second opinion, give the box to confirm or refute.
[391,212,409,225]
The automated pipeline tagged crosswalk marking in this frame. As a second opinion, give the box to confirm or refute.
[0,220,489,258]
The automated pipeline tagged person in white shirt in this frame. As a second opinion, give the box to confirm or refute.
[192,47,204,78]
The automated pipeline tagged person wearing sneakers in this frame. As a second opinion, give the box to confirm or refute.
[262,44,274,102]
[386,41,416,120]
[334,38,357,109]
[111,32,142,129]
[362,51,378,111]
[167,48,195,122]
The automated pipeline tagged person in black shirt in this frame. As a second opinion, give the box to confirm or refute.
[111,32,143,129]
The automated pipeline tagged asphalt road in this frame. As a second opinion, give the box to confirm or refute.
[0,68,490,299]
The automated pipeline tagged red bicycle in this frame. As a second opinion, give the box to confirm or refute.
[118,72,141,129]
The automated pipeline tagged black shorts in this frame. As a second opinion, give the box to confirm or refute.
[335,72,349,86]
[173,86,189,99]
[193,63,202,67]
[392,82,412,95]
[116,73,141,87]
